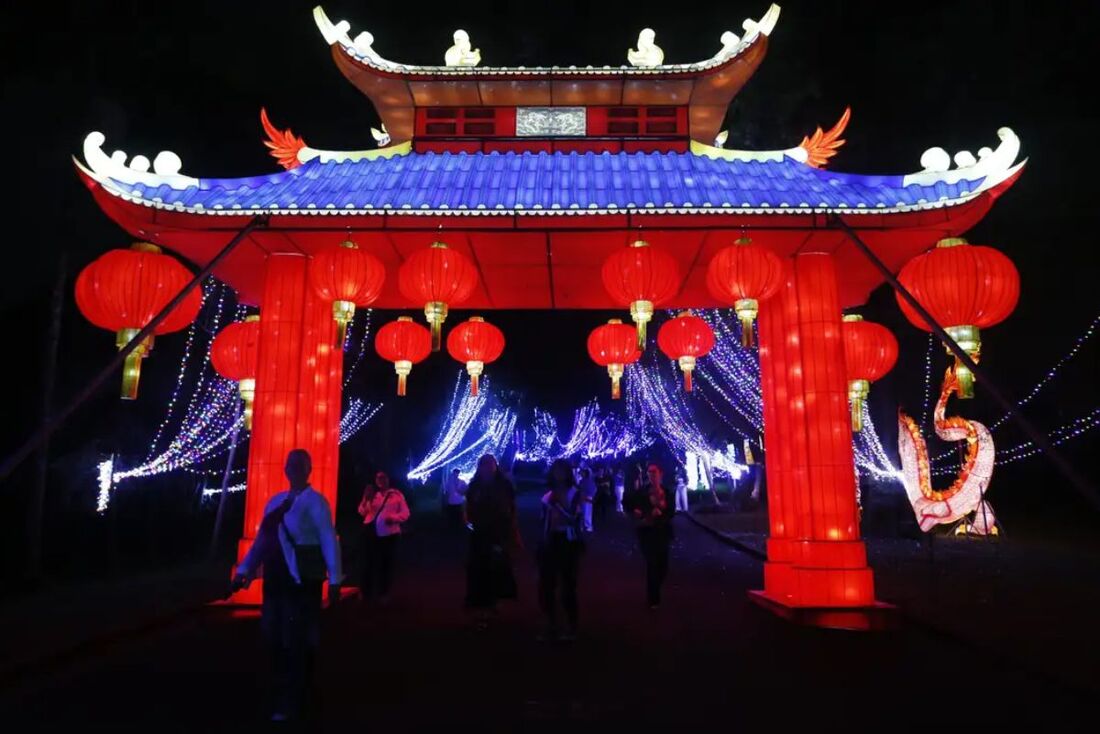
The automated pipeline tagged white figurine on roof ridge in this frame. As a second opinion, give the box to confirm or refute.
[628,28,664,67]
[446,30,481,67]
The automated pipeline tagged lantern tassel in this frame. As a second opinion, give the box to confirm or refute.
[954,360,976,400]
[739,315,755,348]
[848,379,870,433]
[851,396,864,433]
[608,364,624,400]
[466,360,484,396]
[735,298,759,349]
[471,374,480,396]
[425,302,448,353]
[395,360,412,397]
[239,379,256,430]
[684,369,693,392]
[629,300,654,350]
[678,355,697,392]
[116,329,150,400]
[333,301,355,350]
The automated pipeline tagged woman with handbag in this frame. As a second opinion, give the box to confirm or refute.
[232,449,343,723]
[537,459,585,642]
[358,470,411,604]
[464,453,521,631]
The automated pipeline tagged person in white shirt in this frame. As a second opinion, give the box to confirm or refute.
[675,471,690,513]
[614,469,626,513]
[232,449,343,723]
[358,470,411,603]
[578,468,597,533]
[441,468,468,530]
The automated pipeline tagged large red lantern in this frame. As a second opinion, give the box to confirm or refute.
[657,311,715,391]
[601,239,681,350]
[897,238,1019,398]
[211,315,261,429]
[399,241,479,352]
[309,239,386,348]
[587,319,641,399]
[705,235,785,348]
[375,316,432,396]
[841,314,898,432]
[75,242,202,399]
[446,316,505,396]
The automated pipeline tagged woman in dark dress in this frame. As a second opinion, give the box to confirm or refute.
[464,454,521,630]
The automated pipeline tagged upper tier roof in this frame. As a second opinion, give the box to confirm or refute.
[314,4,781,145]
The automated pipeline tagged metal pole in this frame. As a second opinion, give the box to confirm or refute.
[830,215,1100,512]
[209,402,243,561]
[0,216,267,486]
[26,252,67,583]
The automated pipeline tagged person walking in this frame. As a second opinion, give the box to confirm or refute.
[578,467,597,533]
[465,454,521,630]
[232,449,343,723]
[441,468,468,530]
[537,459,585,642]
[674,470,690,513]
[358,470,410,604]
[613,468,626,513]
[623,462,673,609]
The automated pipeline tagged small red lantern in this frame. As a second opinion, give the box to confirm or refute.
[211,315,261,429]
[75,242,202,399]
[446,316,505,396]
[587,319,641,399]
[375,316,432,396]
[601,240,681,350]
[309,239,386,348]
[897,237,1019,398]
[657,311,715,392]
[399,241,479,352]
[841,314,898,432]
[705,235,785,348]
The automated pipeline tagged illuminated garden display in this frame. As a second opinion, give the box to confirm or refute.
[75,3,1041,619]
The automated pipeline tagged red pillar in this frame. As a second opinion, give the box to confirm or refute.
[233,254,343,603]
[755,253,876,612]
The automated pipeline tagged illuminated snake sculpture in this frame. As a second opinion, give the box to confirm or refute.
[898,369,998,535]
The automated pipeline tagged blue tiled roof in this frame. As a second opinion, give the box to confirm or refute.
[114,151,987,213]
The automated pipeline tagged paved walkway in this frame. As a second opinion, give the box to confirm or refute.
[1,493,1091,730]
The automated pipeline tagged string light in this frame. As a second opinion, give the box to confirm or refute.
[341,397,383,443]
[96,458,114,514]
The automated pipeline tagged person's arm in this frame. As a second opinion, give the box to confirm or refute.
[358,491,370,518]
[234,496,280,583]
[311,495,344,585]
[389,493,411,524]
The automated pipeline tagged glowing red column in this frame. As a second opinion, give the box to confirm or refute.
[756,253,874,609]
[234,254,343,602]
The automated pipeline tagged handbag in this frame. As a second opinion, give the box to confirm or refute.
[281,495,328,583]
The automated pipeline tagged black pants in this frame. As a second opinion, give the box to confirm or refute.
[594,491,611,527]
[262,578,322,717]
[444,503,465,530]
[361,527,398,598]
[637,527,670,606]
[538,533,581,631]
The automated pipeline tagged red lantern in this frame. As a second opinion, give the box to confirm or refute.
[399,241,479,352]
[446,316,505,396]
[587,319,641,399]
[309,239,386,348]
[705,235,785,348]
[897,237,1019,398]
[75,242,202,399]
[375,316,432,396]
[211,315,261,429]
[601,240,681,350]
[841,314,898,432]
[657,311,715,391]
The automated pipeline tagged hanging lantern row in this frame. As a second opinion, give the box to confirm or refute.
[309,239,386,349]
[374,316,432,396]
[447,316,506,396]
[75,242,202,400]
[897,237,1019,399]
[841,314,898,432]
[657,311,715,392]
[211,315,261,429]
[587,319,641,399]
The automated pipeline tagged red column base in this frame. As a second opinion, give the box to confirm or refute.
[747,590,897,631]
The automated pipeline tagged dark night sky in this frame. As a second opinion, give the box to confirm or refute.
[2,1,1097,500]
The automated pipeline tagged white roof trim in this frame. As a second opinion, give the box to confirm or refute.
[903,127,1021,187]
[81,132,199,191]
[312,4,780,76]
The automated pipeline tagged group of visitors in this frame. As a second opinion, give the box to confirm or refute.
[231,448,679,723]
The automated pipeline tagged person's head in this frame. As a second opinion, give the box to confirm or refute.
[548,459,575,490]
[476,454,498,482]
[374,470,390,490]
[646,462,663,486]
[285,449,312,489]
